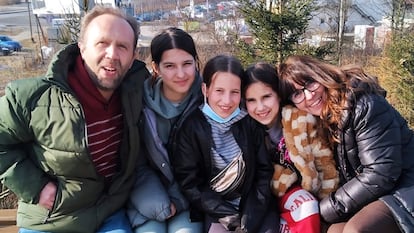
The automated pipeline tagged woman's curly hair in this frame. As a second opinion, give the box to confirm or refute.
[278,55,385,144]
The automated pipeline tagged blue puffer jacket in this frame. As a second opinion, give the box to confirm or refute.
[319,93,414,232]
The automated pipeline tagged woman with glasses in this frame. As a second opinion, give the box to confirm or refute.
[278,55,414,233]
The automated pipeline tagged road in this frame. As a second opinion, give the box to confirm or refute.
[0,3,171,47]
[0,10,33,26]
[0,3,218,57]
[0,3,50,41]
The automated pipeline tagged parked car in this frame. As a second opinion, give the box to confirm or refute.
[0,35,22,52]
[0,44,11,56]
[135,10,164,22]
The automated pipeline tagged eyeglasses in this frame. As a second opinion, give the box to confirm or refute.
[289,81,321,104]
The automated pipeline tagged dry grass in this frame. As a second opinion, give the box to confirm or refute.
[0,28,49,96]
[0,29,48,208]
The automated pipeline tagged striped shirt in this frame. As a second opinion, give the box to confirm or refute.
[87,114,123,179]
[203,108,248,171]
[68,55,123,181]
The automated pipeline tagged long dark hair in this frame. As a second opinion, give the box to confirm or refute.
[202,55,245,89]
[150,27,200,81]
[244,62,280,99]
[278,55,384,143]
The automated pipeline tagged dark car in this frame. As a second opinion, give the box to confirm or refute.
[0,44,11,56]
[136,10,163,22]
[0,35,22,52]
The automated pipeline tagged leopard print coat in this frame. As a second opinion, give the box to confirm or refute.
[271,105,339,200]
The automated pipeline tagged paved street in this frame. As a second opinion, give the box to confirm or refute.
[0,3,173,47]
[0,3,48,41]
[0,3,31,24]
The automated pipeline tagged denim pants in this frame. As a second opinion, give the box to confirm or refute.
[134,210,202,233]
[19,209,132,233]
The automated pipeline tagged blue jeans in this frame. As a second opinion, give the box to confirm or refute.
[19,209,132,233]
[97,209,132,233]
[134,210,202,233]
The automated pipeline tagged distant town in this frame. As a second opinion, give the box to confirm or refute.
[26,0,414,52]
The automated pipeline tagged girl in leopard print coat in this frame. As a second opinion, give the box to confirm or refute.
[244,62,339,233]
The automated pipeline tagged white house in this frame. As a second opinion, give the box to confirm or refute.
[31,0,129,43]
[307,0,414,48]
[309,0,384,34]
[31,0,119,16]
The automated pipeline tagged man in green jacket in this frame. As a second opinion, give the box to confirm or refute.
[0,5,150,233]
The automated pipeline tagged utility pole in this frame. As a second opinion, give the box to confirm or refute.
[190,0,194,18]
[206,0,209,14]
[27,0,35,43]
[337,0,347,65]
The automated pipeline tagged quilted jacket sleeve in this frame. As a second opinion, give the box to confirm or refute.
[127,144,172,227]
[320,94,402,223]
[0,80,50,204]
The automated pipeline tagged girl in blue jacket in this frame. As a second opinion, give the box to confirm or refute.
[127,27,203,233]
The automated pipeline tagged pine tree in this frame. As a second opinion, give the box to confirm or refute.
[383,29,414,127]
[236,0,323,64]
[377,0,414,128]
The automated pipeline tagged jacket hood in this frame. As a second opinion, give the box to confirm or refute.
[44,44,79,90]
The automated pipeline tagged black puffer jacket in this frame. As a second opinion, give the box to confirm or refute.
[171,108,276,232]
[319,93,414,232]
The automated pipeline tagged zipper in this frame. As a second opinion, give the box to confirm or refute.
[42,209,51,224]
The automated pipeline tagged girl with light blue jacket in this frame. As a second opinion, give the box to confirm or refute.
[127,27,203,233]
